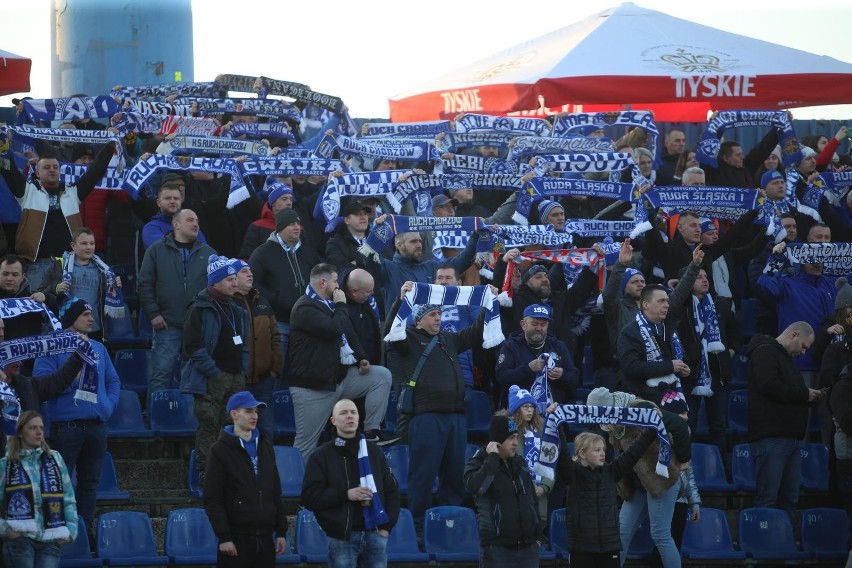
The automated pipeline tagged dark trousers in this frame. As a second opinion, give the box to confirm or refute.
[50,419,107,531]
[217,534,275,568]
[686,380,729,458]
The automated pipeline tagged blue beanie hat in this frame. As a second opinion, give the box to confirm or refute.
[700,218,717,234]
[229,258,249,273]
[537,199,564,223]
[521,265,548,286]
[760,169,784,189]
[508,385,537,414]
[412,304,441,323]
[579,124,604,136]
[207,254,236,286]
[266,181,293,207]
[620,267,645,296]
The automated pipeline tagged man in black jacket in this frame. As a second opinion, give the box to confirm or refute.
[287,264,392,462]
[464,413,541,567]
[301,398,400,567]
[204,391,287,566]
[747,321,824,524]
[249,208,322,379]
[385,280,486,533]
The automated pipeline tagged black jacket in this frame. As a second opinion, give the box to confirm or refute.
[746,334,810,442]
[301,435,400,539]
[325,229,367,271]
[248,237,322,323]
[203,429,288,543]
[556,428,655,553]
[700,129,778,189]
[385,298,484,415]
[677,292,742,392]
[464,450,542,547]
[286,295,365,391]
[9,354,84,412]
[617,319,682,405]
[495,330,579,404]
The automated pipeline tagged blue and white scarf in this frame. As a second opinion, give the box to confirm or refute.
[691,294,724,396]
[635,310,685,392]
[695,110,802,169]
[121,99,195,117]
[362,215,484,259]
[4,125,124,150]
[304,285,356,365]
[121,154,248,208]
[531,152,635,176]
[0,382,20,437]
[61,251,125,319]
[239,156,347,179]
[193,99,302,122]
[234,75,347,114]
[514,176,637,225]
[357,434,390,530]
[488,225,575,248]
[507,135,614,161]
[536,403,671,479]
[110,81,220,100]
[435,132,518,153]
[54,163,125,191]
[158,135,270,157]
[223,122,296,143]
[551,110,659,157]
[455,114,551,136]
[643,186,761,221]
[0,298,60,330]
[432,231,469,260]
[320,170,409,229]
[438,154,524,175]
[523,429,543,485]
[110,112,222,136]
[4,452,69,540]
[802,171,852,209]
[387,174,444,215]
[21,96,119,124]
[564,219,635,239]
[314,133,439,163]
[384,283,504,349]
[0,330,100,404]
[784,242,852,277]
[530,352,555,414]
[362,121,452,138]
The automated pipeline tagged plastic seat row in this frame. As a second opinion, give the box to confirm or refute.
[727,388,821,435]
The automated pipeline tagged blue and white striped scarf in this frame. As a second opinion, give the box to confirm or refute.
[455,114,551,136]
[384,283,504,349]
[20,96,119,124]
[304,285,356,366]
[531,152,635,176]
[536,404,671,480]
[223,122,296,143]
[158,135,270,157]
[435,132,518,153]
[357,434,390,530]
[438,154,523,175]
[432,231,469,260]
[507,135,614,161]
[696,110,802,169]
[320,170,409,229]
[691,294,724,396]
[550,111,659,157]
[110,112,222,136]
[530,352,555,414]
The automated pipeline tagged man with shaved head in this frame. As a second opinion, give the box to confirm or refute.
[138,208,217,392]
[302,399,400,567]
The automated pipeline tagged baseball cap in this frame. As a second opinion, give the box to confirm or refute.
[226,391,268,414]
[431,194,459,209]
[522,304,552,320]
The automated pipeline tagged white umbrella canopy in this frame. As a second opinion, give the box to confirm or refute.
[389,2,852,122]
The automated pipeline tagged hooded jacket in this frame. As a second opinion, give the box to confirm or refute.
[238,203,275,260]
[746,334,810,441]
[142,212,208,250]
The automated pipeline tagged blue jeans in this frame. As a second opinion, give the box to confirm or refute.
[619,483,681,568]
[407,413,467,530]
[752,437,801,524]
[327,531,387,568]
[3,538,62,568]
[247,374,275,442]
[150,327,183,392]
[50,420,107,533]
[480,543,539,567]
[275,321,290,390]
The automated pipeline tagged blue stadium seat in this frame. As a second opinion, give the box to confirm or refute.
[800,442,829,491]
[383,444,411,495]
[728,346,749,387]
[387,508,430,563]
[275,533,300,565]
[165,508,217,565]
[690,443,737,492]
[681,507,746,560]
[149,389,198,436]
[626,515,654,560]
[188,450,203,500]
[465,443,480,463]
[60,523,101,568]
[103,302,146,345]
[464,390,491,436]
[727,389,748,435]
[97,452,130,501]
[96,511,169,566]
[112,348,151,392]
[738,508,812,561]
[106,390,151,438]
[801,508,850,560]
[295,509,329,564]
[548,508,568,559]
[383,389,398,434]
[694,402,709,437]
[731,444,756,492]
[272,390,296,437]
[423,506,480,562]
[111,264,137,307]
[273,446,305,497]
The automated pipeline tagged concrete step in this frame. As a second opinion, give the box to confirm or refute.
[114,457,187,491]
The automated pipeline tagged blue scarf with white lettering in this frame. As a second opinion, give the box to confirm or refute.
[61,251,125,319]
[643,186,761,220]
[536,404,671,480]
[455,114,551,136]
[20,96,118,124]
[4,451,69,541]
[357,434,390,530]
[691,294,724,396]
[551,110,659,157]
[695,110,802,169]
[507,135,614,161]
[223,122,296,143]
[109,112,223,136]
[362,215,484,259]
[362,121,452,138]
[314,133,440,163]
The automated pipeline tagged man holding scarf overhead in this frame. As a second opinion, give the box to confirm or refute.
[33,297,120,539]
[302,399,400,568]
